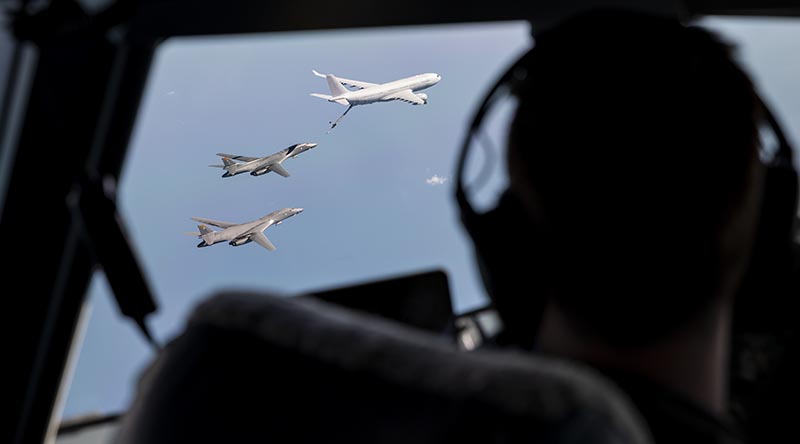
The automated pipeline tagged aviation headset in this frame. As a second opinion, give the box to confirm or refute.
[455,15,799,349]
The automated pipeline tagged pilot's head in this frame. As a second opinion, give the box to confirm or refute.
[479,12,767,347]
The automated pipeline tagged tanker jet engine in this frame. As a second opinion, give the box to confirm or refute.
[310,70,441,130]
[186,208,303,251]
[209,143,318,178]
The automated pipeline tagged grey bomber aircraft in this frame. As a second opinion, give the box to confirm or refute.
[187,208,304,251]
[209,142,318,178]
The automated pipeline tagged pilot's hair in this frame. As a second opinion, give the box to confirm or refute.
[507,12,763,345]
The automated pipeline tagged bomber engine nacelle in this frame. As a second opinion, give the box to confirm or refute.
[415,93,428,104]
[229,237,252,246]
[251,168,269,176]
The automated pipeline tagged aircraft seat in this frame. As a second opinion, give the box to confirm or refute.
[114,291,653,443]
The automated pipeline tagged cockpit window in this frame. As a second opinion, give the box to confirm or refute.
[698,16,800,170]
[60,16,800,421]
[62,22,532,418]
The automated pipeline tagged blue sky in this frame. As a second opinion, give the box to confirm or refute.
[62,17,800,418]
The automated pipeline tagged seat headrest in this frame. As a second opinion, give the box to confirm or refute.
[115,292,652,444]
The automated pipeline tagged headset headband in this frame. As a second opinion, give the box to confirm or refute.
[455,50,532,219]
[455,44,796,220]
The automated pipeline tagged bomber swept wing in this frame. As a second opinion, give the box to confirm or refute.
[216,153,258,162]
[191,217,237,229]
[251,231,277,251]
[270,163,290,178]
[244,220,278,251]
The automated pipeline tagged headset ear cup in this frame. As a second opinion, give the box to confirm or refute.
[462,191,550,348]
[736,164,799,331]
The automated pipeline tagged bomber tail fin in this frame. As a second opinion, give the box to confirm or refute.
[210,158,237,176]
[210,156,238,168]
[196,224,215,247]
[210,157,236,168]
[188,224,215,247]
